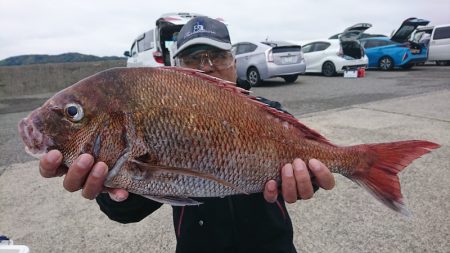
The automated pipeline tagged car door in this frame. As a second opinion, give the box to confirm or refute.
[302,42,329,72]
[363,39,398,67]
[234,43,258,78]
[362,40,386,67]
[429,25,450,61]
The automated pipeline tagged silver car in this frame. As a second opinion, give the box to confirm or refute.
[232,41,306,87]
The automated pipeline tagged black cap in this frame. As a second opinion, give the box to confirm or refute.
[173,16,231,58]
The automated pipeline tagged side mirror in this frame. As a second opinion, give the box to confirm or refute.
[124,51,131,57]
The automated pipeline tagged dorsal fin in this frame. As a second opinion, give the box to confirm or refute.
[158,67,334,146]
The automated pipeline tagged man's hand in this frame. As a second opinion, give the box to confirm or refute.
[39,150,129,201]
[263,158,335,203]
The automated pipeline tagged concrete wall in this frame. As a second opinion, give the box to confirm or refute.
[0,60,126,97]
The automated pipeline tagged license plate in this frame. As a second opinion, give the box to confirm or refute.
[281,56,297,64]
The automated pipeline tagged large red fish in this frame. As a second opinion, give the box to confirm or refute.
[18,67,439,215]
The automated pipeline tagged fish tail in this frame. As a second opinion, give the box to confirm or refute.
[349,140,440,216]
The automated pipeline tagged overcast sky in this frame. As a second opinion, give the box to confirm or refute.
[1,0,449,60]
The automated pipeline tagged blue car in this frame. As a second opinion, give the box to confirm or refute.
[360,18,430,70]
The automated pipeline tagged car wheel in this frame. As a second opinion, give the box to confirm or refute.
[236,78,251,90]
[283,75,298,83]
[379,56,394,70]
[322,61,336,77]
[247,67,261,87]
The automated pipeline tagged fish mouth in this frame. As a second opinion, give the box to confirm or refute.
[18,117,53,159]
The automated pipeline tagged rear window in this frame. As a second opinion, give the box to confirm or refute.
[394,25,416,39]
[272,46,301,53]
[433,27,450,40]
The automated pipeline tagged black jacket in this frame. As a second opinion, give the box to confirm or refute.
[97,193,296,253]
[96,97,306,253]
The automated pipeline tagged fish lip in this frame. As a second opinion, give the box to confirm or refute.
[18,117,54,157]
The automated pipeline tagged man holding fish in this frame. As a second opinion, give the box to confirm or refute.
[38,16,336,252]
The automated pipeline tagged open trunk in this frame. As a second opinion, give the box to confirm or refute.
[403,41,423,54]
[341,41,364,59]
[158,23,183,66]
[339,23,371,59]
[391,17,430,43]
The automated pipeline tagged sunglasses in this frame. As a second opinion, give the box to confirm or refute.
[178,49,234,70]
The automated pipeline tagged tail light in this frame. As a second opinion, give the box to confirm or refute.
[337,46,344,57]
[153,51,164,64]
[402,52,409,61]
[267,49,274,62]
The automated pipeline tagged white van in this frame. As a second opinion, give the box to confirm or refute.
[124,12,203,67]
[412,24,450,66]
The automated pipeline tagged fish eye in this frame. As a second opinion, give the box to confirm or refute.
[64,103,84,122]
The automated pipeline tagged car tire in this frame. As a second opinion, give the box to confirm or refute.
[247,67,261,87]
[379,56,394,70]
[236,78,251,90]
[283,75,298,83]
[322,61,336,77]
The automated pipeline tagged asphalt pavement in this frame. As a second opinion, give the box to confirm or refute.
[0,67,449,253]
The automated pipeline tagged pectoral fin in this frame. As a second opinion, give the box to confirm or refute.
[131,159,248,195]
[142,195,202,206]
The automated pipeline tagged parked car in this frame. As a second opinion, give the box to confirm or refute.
[232,41,306,86]
[299,23,369,77]
[124,12,207,67]
[411,24,450,66]
[360,17,430,70]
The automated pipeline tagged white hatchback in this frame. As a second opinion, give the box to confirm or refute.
[298,23,369,76]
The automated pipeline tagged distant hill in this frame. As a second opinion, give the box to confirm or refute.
[0,53,126,66]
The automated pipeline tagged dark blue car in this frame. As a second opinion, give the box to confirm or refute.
[360,18,430,70]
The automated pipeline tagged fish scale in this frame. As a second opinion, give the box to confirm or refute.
[18,67,439,213]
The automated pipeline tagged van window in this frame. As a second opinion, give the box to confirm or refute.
[433,27,450,40]
[138,30,155,52]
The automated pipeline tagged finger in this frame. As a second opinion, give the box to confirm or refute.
[292,159,314,200]
[309,159,335,190]
[39,150,63,178]
[281,164,297,203]
[63,154,94,192]
[263,180,279,203]
[107,188,130,202]
[81,162,108,200]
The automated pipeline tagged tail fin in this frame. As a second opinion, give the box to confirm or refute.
[350,140,440,216]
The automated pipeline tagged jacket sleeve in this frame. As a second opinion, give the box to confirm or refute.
[96,193,162,223]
